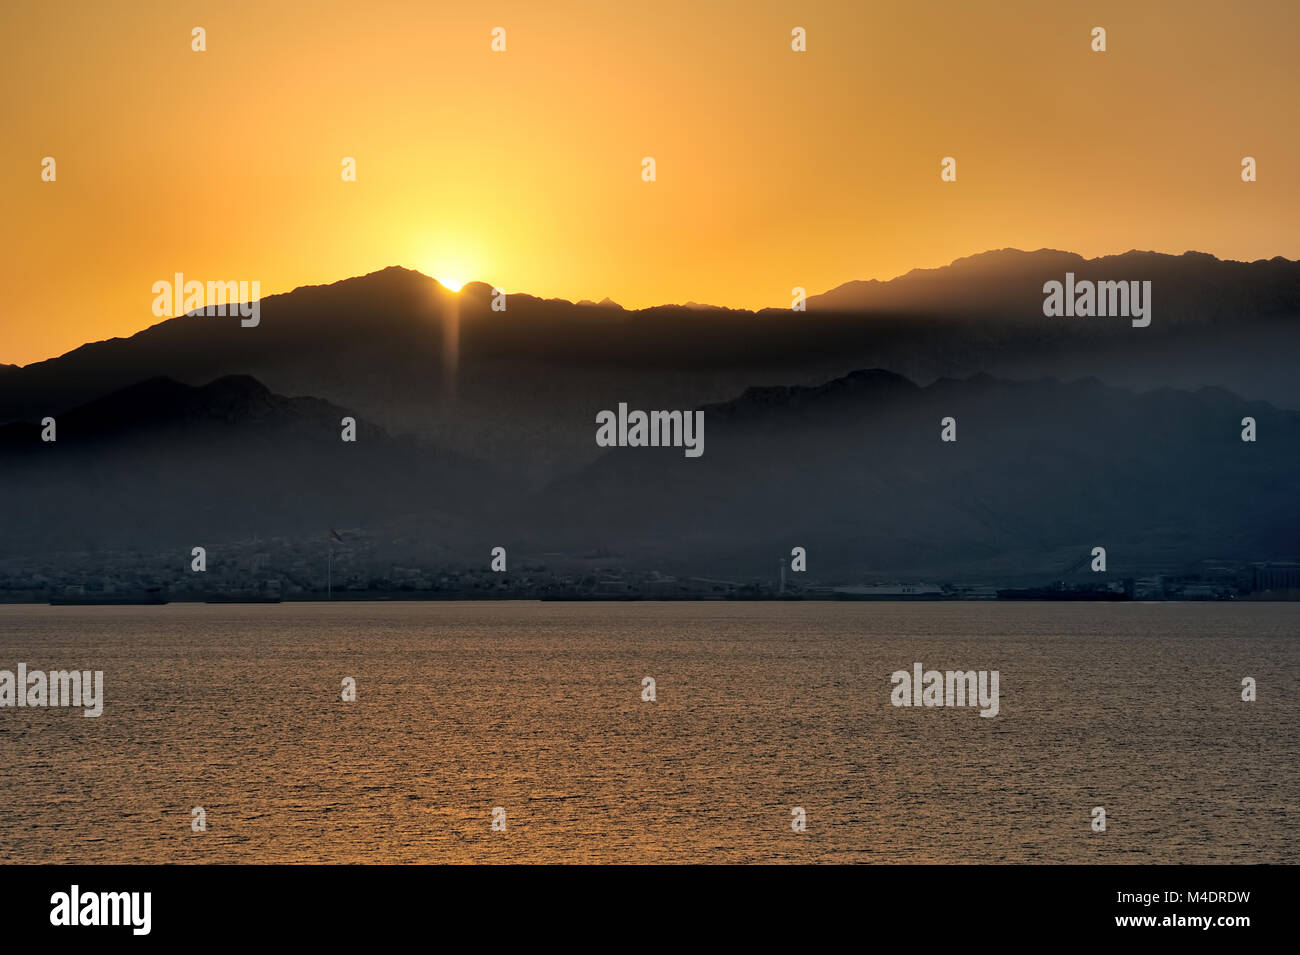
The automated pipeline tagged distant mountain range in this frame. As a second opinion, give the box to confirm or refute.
[1,249,1296,579]
[0,375,495,556]
[804,248,1300,319]
[2,249,1297,487]
[527,369,1300,578]
[1,367,1295,580]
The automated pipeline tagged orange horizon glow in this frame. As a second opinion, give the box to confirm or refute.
[4,0,1299,367]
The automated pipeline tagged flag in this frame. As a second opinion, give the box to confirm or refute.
[328,529,343,542]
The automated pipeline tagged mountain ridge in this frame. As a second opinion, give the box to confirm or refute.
[10,247,1300,371]
[3,247,1298,487]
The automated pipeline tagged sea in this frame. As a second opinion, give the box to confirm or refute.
[0,601,1295,863]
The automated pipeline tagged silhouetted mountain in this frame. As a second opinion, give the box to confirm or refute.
[805,249,1300,321]
[523,370,1300,580]
[0,375,498,554]
[2,250,1297,488]
[2,366,1295,579]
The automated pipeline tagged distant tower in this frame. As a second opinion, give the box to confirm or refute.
[779,557,787,595]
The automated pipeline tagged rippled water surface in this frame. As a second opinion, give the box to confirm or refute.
[0,601,1295,863]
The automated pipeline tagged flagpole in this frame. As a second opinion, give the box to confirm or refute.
[328,541,332,601]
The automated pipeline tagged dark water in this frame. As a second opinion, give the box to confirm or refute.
[0,601,1294,863]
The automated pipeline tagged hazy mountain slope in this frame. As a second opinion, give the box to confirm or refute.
[1,367,1295,580]
[522,370,1300,581]
[0,375,498,554]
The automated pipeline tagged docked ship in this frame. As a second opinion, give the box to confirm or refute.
[997,581,1133,601]
[49,588,169,606]
[832,583,949,600]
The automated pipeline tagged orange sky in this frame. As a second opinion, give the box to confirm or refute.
[3,0,1297,366]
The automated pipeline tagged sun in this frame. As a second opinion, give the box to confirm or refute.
[416,236,483,294]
